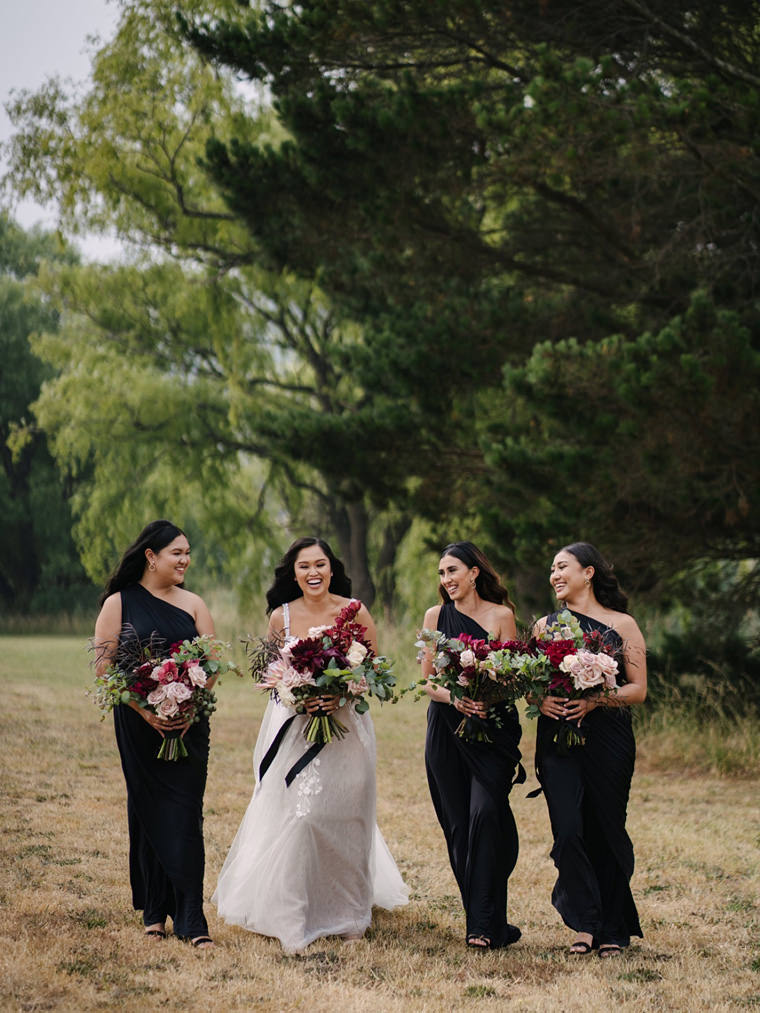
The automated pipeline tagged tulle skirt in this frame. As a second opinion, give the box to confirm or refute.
[212,698,408,953]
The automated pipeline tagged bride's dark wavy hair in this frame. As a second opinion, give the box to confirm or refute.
[99,520,185,606]
[562,541,629,613]
[438,541,516,612]
[265,537,352,614]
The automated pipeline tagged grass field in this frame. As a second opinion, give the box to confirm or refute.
[1,635,759,1012]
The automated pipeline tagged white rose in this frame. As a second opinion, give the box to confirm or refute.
[459,649,476,669]
[346,640,368,667]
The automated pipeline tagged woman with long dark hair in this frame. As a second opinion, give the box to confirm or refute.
[420,540,523,950]
[93,520,215,948]
[213,537,408,953]
[534,542,647,957]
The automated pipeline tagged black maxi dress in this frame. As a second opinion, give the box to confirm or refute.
[425,603,523,947]
[113,583,210,938]
[535,610,642,947]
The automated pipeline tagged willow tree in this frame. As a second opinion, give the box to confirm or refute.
[2,0,431,603]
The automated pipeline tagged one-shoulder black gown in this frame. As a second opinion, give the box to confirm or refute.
[113,584,210,938]
[536,610,642,947]
[425,603,522,947]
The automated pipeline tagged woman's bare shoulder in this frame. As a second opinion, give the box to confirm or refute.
[611,611,644,639]
[489,603,514,620]
[422,604,442,629]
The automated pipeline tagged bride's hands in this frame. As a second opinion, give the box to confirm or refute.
[304,694,341,715]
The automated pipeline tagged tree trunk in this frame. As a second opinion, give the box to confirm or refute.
[331,499,376,607]
[375,512,413,621]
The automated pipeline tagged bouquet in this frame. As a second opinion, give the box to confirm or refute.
[415,628,535,743]
[93,631,241,760]
[247,600,397,745]
[524,609,620,751]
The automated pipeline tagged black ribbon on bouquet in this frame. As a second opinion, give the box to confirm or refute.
[257,714,325,788]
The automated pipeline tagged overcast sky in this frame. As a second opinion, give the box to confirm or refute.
[0,0,121,257]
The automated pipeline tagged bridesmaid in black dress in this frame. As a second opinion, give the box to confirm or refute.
[420,541,523,950]
[94,520,216,948]
[534,541,647,958]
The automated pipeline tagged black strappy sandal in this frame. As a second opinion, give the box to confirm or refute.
[598,943,624,958]
[190,936,214,948]
[569,940,593,954]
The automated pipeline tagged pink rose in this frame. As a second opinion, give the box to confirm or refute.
[186,663,207,687]
[347,675,369,696]
[559,649,617,691]
[595,653,619,688]
[459,649,476,669]
[156,697,179,718]
[147,686,168,705]
[165,681,193,703]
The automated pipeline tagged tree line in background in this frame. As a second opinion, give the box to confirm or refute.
[1,0,759,698]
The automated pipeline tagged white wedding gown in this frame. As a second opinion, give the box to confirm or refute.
[212,609,408,953]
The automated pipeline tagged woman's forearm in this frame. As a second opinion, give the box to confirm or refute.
[423,682,451,705]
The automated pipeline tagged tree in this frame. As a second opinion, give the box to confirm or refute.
[186,0,759,338]
[183,0,760,597]
[0,214,96,612]
[2,0,428,603]
[480,293,760,592]
[28,253,417,603]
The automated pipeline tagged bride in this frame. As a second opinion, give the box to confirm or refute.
[212,537,408,952]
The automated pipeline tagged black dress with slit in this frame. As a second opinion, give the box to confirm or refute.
[535,609,642,947]
[425,603,522,947]
[113,583,210,938]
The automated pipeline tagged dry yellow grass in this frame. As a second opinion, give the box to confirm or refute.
[1,635,759,1012]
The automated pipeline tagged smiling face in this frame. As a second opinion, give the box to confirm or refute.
[549,549,593,601]
[147,534,191,585]
[438,553,479,601]
[294,544,333,598]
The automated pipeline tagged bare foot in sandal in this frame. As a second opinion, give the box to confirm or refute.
[598,943,624,958]
[569,932,594,954]
[191,936,214,950]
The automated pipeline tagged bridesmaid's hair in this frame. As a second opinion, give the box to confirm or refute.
[99,520,185,606]
[562,541,629,613]
[438,541,516,612]
[265,537,352,614]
